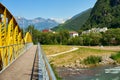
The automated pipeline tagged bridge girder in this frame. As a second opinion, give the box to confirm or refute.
[0,3,33,70]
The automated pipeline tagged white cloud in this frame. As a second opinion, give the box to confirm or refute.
[50,18,70,23]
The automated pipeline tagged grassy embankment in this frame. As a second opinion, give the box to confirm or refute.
[42,45,73,55]
[43,45,119,67]
[42,45,120,79]
[110,52,120,63]
[42,45,120,67]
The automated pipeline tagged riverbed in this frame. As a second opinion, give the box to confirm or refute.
[56,65,120,80]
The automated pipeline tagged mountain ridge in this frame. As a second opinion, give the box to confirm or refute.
[52,8,92,31]
[15,17,60,31]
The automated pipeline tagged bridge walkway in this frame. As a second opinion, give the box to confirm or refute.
[0,45,37,80]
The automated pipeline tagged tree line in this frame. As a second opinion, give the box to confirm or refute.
[26,25,120,46]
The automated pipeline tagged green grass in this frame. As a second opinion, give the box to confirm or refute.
[110,52,120,63]
[49,46,116,67]
[42,45,120,79]
[83,55,102,65]
[42,45,73,55]
[76,47,116,53]
[42,45,119,67]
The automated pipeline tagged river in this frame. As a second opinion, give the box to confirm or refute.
[56,65,120,80]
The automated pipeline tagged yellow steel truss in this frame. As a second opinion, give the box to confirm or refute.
[0,3,33,70]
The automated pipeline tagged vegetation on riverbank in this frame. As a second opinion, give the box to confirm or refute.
[42,45,119,68]
[110,52,120,63]
[42,45,120,79]
[83,55,102,65]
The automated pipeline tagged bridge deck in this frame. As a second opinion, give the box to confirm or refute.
[0,45,37,80]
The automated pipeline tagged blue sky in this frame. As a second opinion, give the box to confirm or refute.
[1,0,97,19]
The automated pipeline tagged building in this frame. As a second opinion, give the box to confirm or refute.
[82,27,108,34]
[42,29,56,33]
[42,29,49,32]
[69,31,79,37]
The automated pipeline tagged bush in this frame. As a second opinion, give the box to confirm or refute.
[110,52,120,63]
[83,55,102,65]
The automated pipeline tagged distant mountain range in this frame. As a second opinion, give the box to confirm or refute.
[15,8,93,31]
[16,0,120,32]
[52,8,92,31]
[15,17,60,31]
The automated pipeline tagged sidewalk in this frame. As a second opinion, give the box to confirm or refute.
[0,45,37,80]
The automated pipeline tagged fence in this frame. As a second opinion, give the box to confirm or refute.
[0,43,33,73]
[37,43,56,80]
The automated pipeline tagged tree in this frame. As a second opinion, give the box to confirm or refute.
[81,32,102,46]
[89,32,102,46]
[102,28,120,45]
[68,36,83,45]
[81,34,92,46]
[59,30,70,45]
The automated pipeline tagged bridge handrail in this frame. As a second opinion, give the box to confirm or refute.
[0,42,33,73]
[37,43,56,80]
[0,42,32,48]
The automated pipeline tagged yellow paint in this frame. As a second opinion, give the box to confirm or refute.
[0,3,33,70]
[24,32,32,43]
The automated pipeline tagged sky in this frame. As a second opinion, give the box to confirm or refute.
[0,0,97,20]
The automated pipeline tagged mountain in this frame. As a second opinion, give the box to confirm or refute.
[81,0,120,30]
[52,8,92,31]
[15,17,59,31]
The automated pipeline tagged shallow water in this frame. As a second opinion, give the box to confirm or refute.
[56,65,120,80]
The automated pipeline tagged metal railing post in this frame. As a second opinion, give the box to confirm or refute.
[37,43,56,80]
[8,46,10,65]
[0,43,33,73]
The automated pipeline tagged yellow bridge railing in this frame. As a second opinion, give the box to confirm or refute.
[0,3,33,71]
[0,43,33,72]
